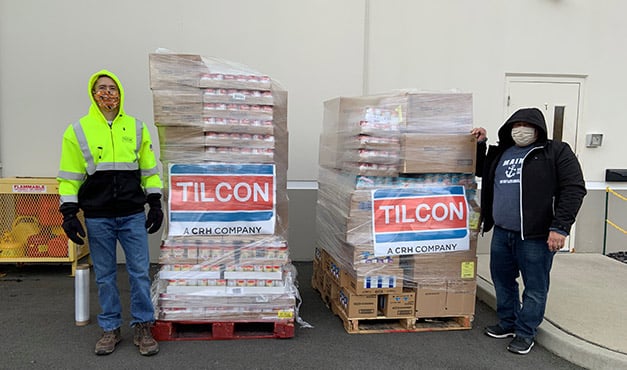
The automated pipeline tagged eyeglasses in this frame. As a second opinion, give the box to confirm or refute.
[94,84,118,93]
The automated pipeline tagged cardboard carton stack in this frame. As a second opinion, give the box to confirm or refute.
[148,53,297,325]
[315,90,479,324]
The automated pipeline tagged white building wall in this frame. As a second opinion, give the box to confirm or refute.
[1,0,625,259]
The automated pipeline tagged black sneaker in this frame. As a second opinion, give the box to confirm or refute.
[484,324,515,339]
[507,336,535,355]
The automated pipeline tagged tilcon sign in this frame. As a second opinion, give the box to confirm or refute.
[168,163,276,237]
[371,186,470,257]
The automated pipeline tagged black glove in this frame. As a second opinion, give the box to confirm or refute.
[145,194,163,234]
[59,202,86,245]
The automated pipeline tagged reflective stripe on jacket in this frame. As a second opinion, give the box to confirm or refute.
[57,69,162,218]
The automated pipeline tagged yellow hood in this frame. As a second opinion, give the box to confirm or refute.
[87,69,125,120]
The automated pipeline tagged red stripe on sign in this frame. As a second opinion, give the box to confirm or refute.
[373,195,467,233]
[170,175,274,211]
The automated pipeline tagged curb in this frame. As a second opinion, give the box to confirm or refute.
[476,275,627,370]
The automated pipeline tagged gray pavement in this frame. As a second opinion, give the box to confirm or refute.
[0,260,595,370]
[477,253,627,370]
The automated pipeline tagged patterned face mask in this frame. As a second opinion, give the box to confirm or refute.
[94,89,120,110]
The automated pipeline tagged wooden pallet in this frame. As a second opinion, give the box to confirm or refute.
[331,301,415,334]
[413,315,473,332]
[332,301,473,334]
[313,270,473,334]
[152,320,295,341]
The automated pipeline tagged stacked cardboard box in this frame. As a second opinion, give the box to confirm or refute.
[149,52,297,324]
[316,90,478,323]
[319,91,474,177]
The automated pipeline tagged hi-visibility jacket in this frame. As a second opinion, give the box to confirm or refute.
[57,70,162,218]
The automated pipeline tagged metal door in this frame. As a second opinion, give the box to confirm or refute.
[505,77,582,150]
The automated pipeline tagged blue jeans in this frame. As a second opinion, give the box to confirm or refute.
[86,212,154,331]
[490,226,555,339]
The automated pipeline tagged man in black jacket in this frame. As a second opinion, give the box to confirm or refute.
[471,107,586,355]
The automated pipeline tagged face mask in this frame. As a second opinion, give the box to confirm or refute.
[94,89,120,111]
[511,126,537,147]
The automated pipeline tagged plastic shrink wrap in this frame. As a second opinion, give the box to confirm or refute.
[149,51,303,327]
[315,90,479,319]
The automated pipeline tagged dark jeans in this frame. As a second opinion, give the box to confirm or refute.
[490,226,555,339]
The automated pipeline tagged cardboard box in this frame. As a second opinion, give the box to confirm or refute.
[338,288,378,318]
[405,92,473,133]
[445,280,476,316]
[313,246,324,264]
[337,242,400,268]
[324,252,343,285]
[403,255,477,284]
[311,258,323,291]
[341,268,403,295]
[330,279,341,304]
[149,53,273,91]
[321,270,333,298]
[379,291,416,317]
[149,53,206,89]
[415,282,447,317]
[320,95,403,177]
[401,134,476,174]
[413,279,477,318]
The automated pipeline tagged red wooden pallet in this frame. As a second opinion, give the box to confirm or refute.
[152,320,295,341]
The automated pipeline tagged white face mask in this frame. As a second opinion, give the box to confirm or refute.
[511,126,537,146]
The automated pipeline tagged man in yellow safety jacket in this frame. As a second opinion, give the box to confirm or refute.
[57,70,162,356]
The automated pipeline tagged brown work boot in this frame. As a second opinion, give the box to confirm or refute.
[94,328,121,355]
[133,322,159,356]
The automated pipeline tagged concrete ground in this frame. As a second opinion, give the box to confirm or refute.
[476,252,627,370]
[0,257,620,369]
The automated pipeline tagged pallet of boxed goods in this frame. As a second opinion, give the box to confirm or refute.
[330,299,471,334]
[312,251,473,334]
[315,90,479,334]
[331,301,415,334]
[149,51,302,340]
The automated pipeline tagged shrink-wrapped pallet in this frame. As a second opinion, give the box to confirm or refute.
[315,90,478,323]
[148,51,300,329]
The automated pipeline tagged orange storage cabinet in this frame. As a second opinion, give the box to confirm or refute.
[0,177,89,275]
